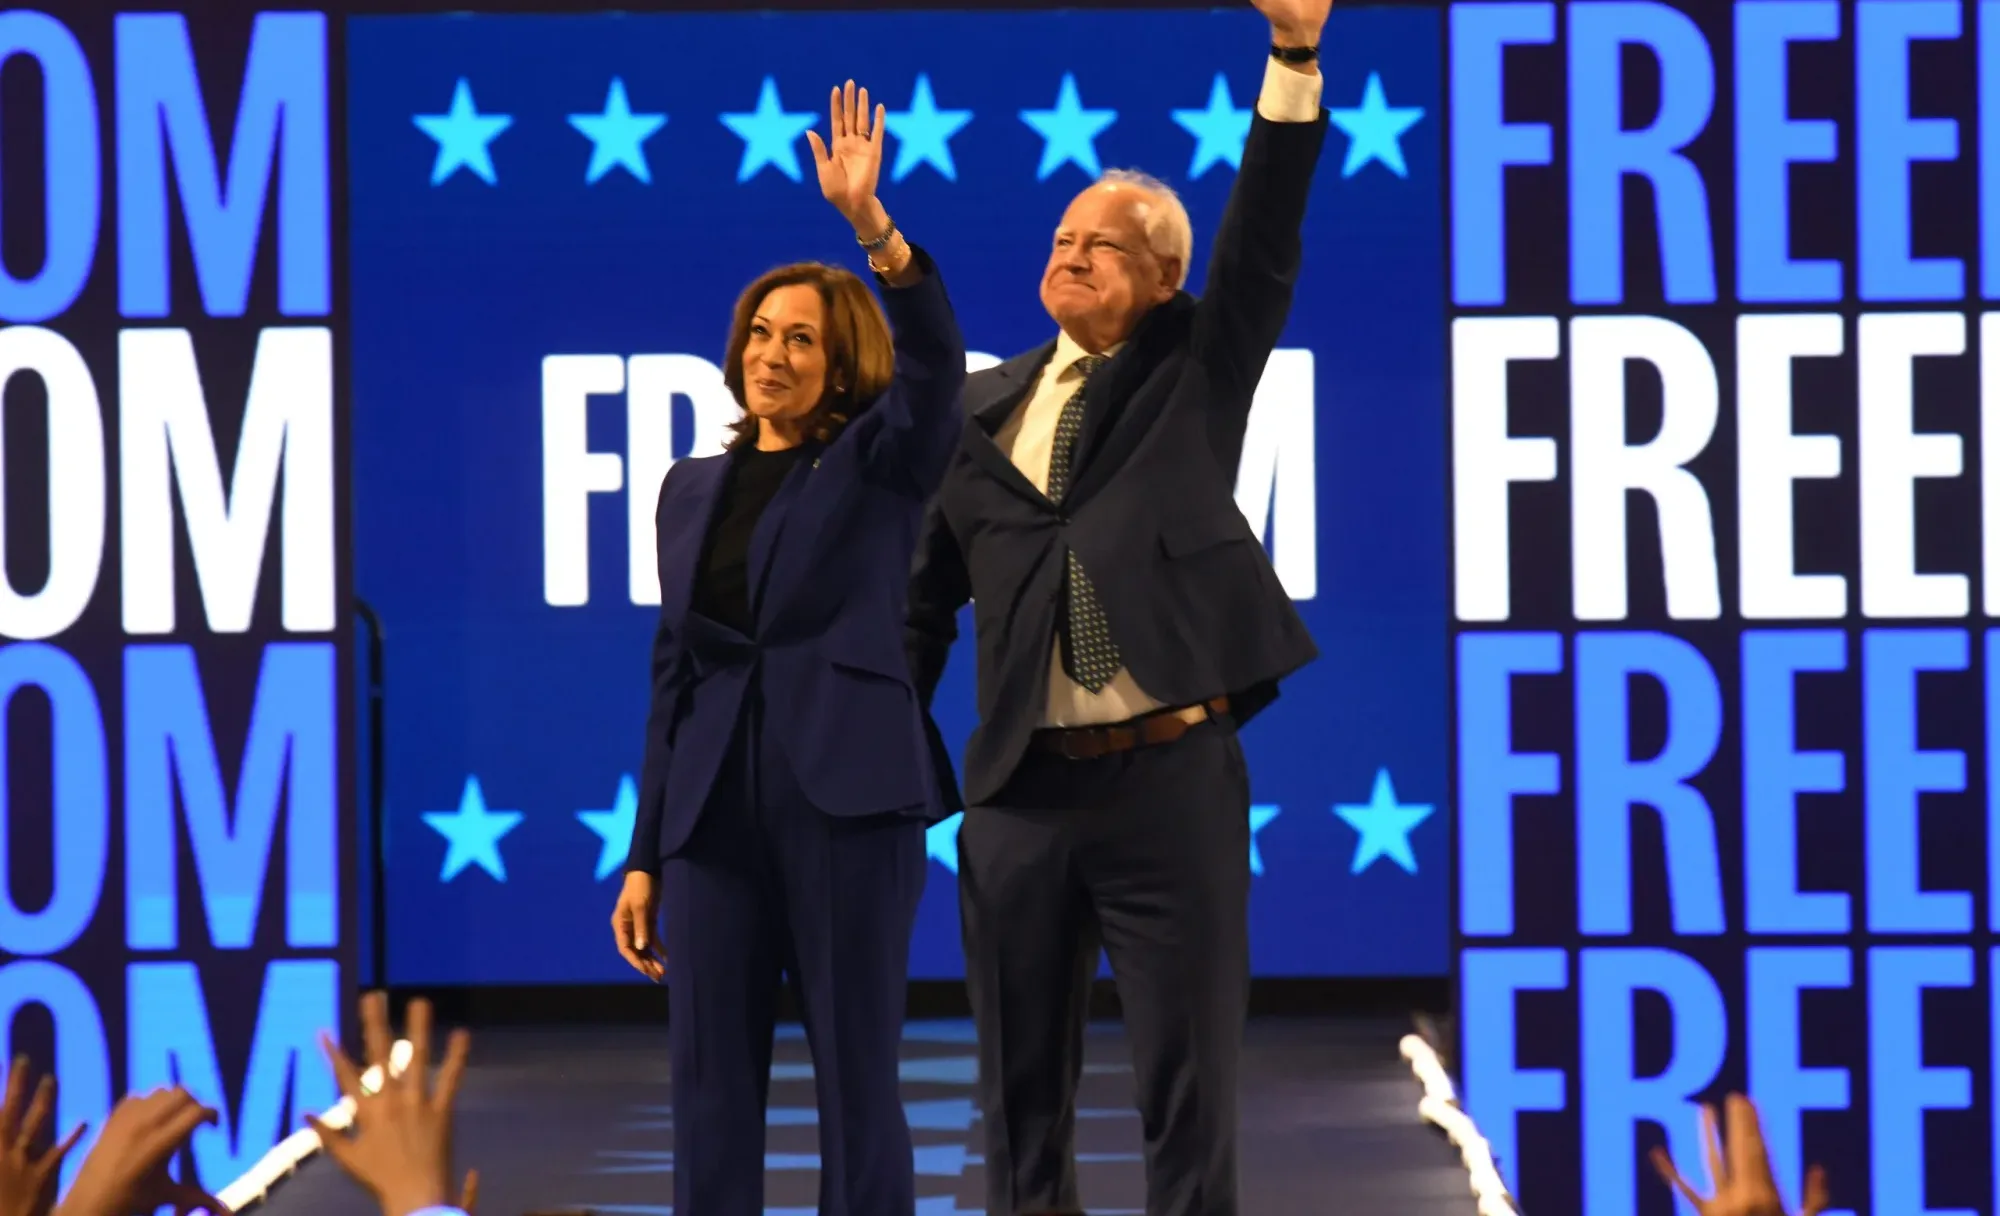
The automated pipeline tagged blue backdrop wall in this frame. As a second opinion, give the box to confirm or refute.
[345,5,1449,984]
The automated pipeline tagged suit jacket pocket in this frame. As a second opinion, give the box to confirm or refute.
[824,638,917,686]
[1159,511,1250,559]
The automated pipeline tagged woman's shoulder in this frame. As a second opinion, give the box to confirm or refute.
[655,450,729,500]
[667,451,731,479]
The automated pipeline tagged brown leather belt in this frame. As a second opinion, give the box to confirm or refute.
[1029,696,1231,760]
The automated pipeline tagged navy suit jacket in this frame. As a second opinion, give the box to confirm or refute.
[905,113,1327,808]
[625,248,966,870]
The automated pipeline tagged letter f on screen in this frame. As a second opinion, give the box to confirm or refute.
[542,355,625,607]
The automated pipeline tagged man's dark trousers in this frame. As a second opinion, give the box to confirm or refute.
[957,718,1251,1216]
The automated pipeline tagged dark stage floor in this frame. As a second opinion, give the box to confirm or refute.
[265,1017,1476,1216]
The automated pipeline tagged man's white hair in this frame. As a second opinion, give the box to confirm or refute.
[1099,168,1194,289]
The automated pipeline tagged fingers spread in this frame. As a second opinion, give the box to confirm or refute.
[303,1112,353,1169]
[2,1055,28,1141]
[54,1122,86,1159]
[361,991,395,1075]
[1698,1103,1725,1192]
[320,1033,369,1101]
[20,1073,54,1148]
[405,998,436,1091]
[1648,1146,1701,1207]
[1722,1093,1775,1188]
[431,1028,472,1113]
[1801,1163,1831,1216]
[806,130,829,166]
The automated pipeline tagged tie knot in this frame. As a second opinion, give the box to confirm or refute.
[1072,353,1109,380]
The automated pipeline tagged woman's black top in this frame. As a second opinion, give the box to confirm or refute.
[690,443,809,635]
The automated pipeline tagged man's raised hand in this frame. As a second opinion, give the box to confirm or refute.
[1249,0,1331,46]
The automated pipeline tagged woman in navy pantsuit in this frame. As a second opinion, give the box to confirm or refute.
[608,81,964,1216]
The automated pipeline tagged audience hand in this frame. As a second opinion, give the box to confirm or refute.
[56,1089,223,1216]
[0,1059,84,1216]
[1651,1094,1829,1216]
[307,993,470,1216]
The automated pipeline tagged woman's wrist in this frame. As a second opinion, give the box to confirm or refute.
[847,198,891,243]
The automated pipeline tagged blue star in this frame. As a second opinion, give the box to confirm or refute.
[719,77,817,183]
[577,775,639,880]
[926,812,963,873]
[1172,73,1253,179]
[422,776,524,882]
[885,74,973,182]
[568,78,666,185]
[1248,804,1281,876]
[1327,71,1425,179]
[1019,74,1117,181]
[412,79,512,186]
[1333,769,1434,875]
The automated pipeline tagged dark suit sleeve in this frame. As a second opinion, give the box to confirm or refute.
[904,494,970,709]
[624,467,683,874]
[1187,110,1329,421]
[861,244,968,498]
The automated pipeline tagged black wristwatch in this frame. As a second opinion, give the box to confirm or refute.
[1271,43,1319,64]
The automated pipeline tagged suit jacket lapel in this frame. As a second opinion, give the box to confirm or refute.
[962,342,1055,502]
[747,448,817,627]
[1072,293,1193,483]
[656,455,730,630]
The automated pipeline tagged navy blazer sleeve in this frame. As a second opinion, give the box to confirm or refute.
[858,244,967,498]
[1188,110,1328,422]
[624,465,684,874]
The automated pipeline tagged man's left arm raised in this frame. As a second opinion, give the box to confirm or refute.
[1189,0,1332,410]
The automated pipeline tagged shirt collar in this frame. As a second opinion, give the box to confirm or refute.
[1051,330,1124,380]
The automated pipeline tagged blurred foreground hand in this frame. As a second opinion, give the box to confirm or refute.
[1651,1093,1830,1216]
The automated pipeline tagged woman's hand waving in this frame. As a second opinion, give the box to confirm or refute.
[805,80,885,228]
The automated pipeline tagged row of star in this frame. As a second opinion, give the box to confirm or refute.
[412,70,1424,188]
[420,767,1435,884]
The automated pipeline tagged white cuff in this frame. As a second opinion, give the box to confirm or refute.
[1256,56,1325,123]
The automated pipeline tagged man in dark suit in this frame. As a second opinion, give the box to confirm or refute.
[904,3,1332,1213]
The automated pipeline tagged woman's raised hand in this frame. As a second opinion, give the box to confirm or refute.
[805,80,886,229]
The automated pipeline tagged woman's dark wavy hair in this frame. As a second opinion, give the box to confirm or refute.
[722,262,894,451]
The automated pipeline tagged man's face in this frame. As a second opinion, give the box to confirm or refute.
[1039,183,1180,352]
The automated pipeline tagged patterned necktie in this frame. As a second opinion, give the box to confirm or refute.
[1046,354,1121,693]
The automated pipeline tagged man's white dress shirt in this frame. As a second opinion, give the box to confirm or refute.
[994,59,1325,729]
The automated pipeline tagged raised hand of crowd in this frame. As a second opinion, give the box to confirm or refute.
[2,1055,227,1216]
[1652,1094,1830,1216]
[0,1058,80,1216]
[307,993,476,1216]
